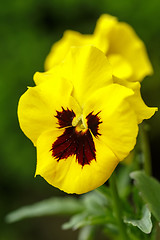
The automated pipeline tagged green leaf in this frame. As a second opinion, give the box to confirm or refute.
[5,197,84,223]
[62,214,114,230]
[116,164,132,198]
[130,171,160,222]
[63,190,115,231]
[95,185,111,201]
[124,205,152,234]
[78,226,96,240]
[62,213,88,230]
[82,190,110,215]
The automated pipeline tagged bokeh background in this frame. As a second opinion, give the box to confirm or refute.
[1,0,160,239]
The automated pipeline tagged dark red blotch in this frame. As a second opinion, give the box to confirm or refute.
[51,108,102,166]
[55,107,75,128]
[86,111,102,137]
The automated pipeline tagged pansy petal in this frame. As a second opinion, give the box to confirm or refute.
[36,129,118,194]
[33,65,61,85]
[107,21,153,81]
[45,14,153,82]
[113,77,158,123]
[108,54,133,79]
[93,14,117,53]
[45,30,94,71]
[83,84,138,161]
[18,76,80,146]
[61,45,113,106]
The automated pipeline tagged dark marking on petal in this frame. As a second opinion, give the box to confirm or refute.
[51,108,102,167]
[86,111,102,137]
[51,127,96,166]
[55,107,75,128]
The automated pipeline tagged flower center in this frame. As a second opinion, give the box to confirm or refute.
[72,115,87,134]
[51,108,102,166]
[75,119,86,132]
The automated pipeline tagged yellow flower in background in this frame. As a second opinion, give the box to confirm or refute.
[93,14,153,82]
[18,46,156,194]
[45,14,153,82]
[44,14,154,124]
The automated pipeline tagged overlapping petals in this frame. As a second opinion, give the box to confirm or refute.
[18,73,80,146]
[43,14,155,128]
[36,129,119,194]
[113,76,157,124]
[18,46,157,194]
[83,84,138,161]
[45,30,94,70]
[60,45,113,106]
[94,14,153,81]
[45,14,153,82]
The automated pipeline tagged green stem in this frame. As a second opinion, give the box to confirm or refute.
[139,124,152,176]
[109,172,128,240]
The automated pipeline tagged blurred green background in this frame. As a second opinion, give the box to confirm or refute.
[0,0,160,239]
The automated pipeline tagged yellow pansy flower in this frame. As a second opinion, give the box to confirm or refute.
[18,46,156,194]
[44,14,154,125]
[45,14,153,82]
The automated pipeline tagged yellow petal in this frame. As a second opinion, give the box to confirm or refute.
[33,65,61,85]
[18,75,80,146]
[44,15,116,71]
[93,14,117,53]
[108,54,133,79]
[45,14,153,82]
[45,30,94,71]
[106,21,153,81]
[61,45,113,106]
[36,129,118,194]
[113,76,158,123]
[83,84,138,161]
